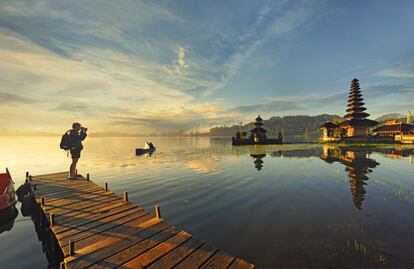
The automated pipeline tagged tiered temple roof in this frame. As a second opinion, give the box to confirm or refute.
[251,115,267,133]
[340,79,378,127]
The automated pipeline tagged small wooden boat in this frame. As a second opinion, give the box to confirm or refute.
[135,147,155,155]
[0,168,16,212]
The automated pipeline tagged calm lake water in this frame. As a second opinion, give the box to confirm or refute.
[1,137,414,268]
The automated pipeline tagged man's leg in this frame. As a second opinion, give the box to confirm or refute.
[70,158,79,178]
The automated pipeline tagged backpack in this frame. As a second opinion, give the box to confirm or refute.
[60,131,72,150]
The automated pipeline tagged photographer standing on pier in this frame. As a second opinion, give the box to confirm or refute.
[67,122,87,179]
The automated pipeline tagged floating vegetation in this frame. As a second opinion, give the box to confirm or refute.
[347,239,367,255]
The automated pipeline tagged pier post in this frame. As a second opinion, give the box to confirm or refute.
[33,184,37,191]
[29,175,32,181]
[26,171,29,179]
[123,192,128,204]
[50,213,55,226]
[105,182,108,191]
[155,205,161,219]
[41,196,45,206]
[87,173,90,180]
[69,240,75,256]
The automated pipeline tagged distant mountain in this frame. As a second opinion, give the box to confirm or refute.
[208,114,341,141]
[375,113,406,123]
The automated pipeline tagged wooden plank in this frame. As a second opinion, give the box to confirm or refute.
[200,250,236,269]
[33,181,100,193]
[121,230,192,269]
[37,189,116,209]
[60,213,156,257]
[42,193,119,212]
[42,196,121,221]
[229,258,255,269]
[174,243,217,269]
[88,226,179,269]
[65,220,170,268]
[55,204,142,235]
[33,182,100,197]
[35,185,105,200]
[58,208,148,243]
[62,215,162,256]
[145,236,204,269]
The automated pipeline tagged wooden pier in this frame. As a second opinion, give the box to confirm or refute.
[29,172,254,269]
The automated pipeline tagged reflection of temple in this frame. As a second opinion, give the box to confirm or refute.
[250,154,266,171]
[321,146,379,210]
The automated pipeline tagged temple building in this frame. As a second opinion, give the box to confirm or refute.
[339,79,378,137]
[320,79,380,142]
[232,115,282,146]
[373,120,414,137]
[320,122,340,142]
[251,115,267,143]
[373,120,414,143]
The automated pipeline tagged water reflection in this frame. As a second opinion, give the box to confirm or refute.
[250,154,266,171]
[321,146,380,210]
[0,206,18,236]
[1,137,414,268]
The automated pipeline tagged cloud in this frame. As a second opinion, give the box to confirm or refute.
[0,91,36,105]
[365,84,414,98]
[378,63,414,78]
[51,101,89,112]
[229,100,302,113]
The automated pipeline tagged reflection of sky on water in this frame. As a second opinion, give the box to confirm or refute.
[0,137,414,268]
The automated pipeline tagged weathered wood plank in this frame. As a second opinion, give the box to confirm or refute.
[229,258,255,269]
[37,189,116,209]
[55,204,141,236]
[60,213,156,257]
[58,209,149,245]
[89,225,179,269]
[43,196,122,222]
[121,230,192,269]
[65,220,170,268]
[174,243,217,269]
[146,237,204,269]
[200,250,236,269]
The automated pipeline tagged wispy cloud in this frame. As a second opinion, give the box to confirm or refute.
[229,100,302,113]
[378,63,414,78]
[0,91,36,105]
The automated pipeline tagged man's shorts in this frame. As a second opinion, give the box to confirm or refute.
[70,149,81,159]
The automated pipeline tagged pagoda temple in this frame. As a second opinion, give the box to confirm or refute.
[251,115,267,143]
[339,79,378,137]
[232,115,282,146]
[320,79,381,142]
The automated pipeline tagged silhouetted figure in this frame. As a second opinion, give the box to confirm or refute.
[68,123,87,179]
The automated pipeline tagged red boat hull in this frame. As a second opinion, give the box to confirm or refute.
[0,168,16,211]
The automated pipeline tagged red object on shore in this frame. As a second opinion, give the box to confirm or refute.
[0,168,16,211]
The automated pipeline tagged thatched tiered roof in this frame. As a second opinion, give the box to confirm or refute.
[340,79,378,127]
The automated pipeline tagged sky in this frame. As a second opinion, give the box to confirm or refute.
[1,0,414,134]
